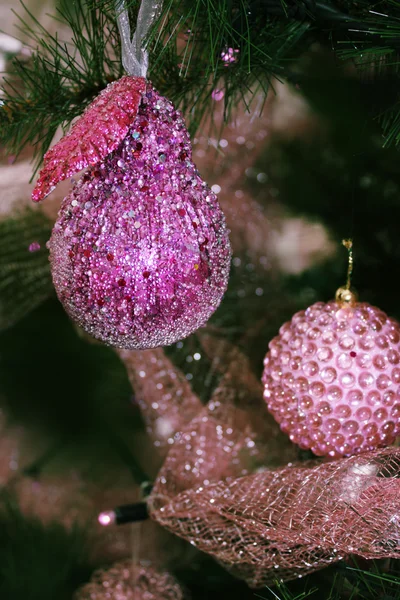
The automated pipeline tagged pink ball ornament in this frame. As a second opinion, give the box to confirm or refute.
[74,561,187,600]
[49,85,231,349]
[262,300,400,457]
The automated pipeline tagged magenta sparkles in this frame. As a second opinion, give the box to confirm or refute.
[211,89,224,102]
[32,76,146,202]
[49,84,231,349]
[221,47,239,65]
[262,301,400,457]
[28,241,41,252]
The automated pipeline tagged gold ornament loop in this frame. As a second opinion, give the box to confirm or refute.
[335,239,357,306]
[342,238,353,291]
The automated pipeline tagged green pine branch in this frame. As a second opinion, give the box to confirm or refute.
[1,0,400,172]
[147,1,310,134]
[0,209,53,331]
[0,0,123,172]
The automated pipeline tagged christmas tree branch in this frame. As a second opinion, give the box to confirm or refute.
[0,1,123,172]
[0,210,53,330]
[1,0,400,173]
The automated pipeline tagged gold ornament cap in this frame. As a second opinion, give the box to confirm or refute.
[335,286,357,306]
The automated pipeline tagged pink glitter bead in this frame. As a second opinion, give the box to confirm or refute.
[262,301,400,457]
[49,85,231,349]
[28,241,41,252]
[221,47,239,65]
[211,88,225,102]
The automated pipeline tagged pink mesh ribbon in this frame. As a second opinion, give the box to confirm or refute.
[120,341,400,586]
[150,446,400,587]
[140,343,400,586]
[32,76,146,202]
[118,348,202,459]
[148,341,297,509]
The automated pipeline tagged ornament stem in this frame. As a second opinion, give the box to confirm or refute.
[115,0,163,78]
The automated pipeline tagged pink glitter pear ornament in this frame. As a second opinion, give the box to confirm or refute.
[49,85,231,349]
[33,1,231,349]
[262,241,400,457]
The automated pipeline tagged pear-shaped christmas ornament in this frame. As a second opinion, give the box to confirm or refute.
[32,1,231,350]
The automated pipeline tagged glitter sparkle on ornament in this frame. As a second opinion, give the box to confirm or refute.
[262,301,400,457]
[221,47,239,65]
[28,241,41,252]
[49,84,231,350]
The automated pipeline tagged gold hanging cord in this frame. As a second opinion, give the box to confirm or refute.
[335,238,357,305]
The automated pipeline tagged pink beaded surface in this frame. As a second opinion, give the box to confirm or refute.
[262,300,400,456]
[32,76,146,202]
[49,84,231,349]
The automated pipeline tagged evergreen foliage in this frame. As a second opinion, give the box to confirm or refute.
[0,209,53,330]
[1,0,400,169]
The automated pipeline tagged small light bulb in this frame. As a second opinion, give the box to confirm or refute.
[98,510,115,526]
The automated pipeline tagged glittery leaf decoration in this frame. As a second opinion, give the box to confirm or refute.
[32,76,146,202]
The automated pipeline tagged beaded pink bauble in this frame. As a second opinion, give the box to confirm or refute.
[262,301,400,457]
[49,85,231,349]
